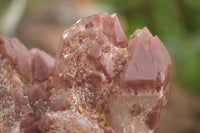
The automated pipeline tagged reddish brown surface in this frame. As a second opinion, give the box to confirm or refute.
[0,12,172,133]
[0,36,54,133]
[16,4,200,132]
[52,12,171,132]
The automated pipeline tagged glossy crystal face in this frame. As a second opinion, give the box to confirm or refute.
[0,12,171,133]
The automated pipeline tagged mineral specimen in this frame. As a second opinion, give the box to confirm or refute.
[0,36,54,133]
[0,12,171,133]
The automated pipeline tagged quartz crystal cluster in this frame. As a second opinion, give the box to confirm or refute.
[0,12,171,133]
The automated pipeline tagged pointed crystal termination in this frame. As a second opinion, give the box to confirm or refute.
[0,12,171,133]
[53,12,171,133]
[107,27,172,133]
[0,36,54,132]
[51,12,128,132]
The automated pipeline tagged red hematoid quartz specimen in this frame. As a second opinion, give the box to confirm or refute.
[0,12,171,133]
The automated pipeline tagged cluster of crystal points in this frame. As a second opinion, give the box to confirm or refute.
[0,12,171,133]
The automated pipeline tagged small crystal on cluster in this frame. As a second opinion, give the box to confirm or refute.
[0,12,171,133]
